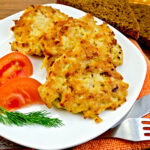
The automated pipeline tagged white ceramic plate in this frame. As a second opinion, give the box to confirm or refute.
[0,4,147,150]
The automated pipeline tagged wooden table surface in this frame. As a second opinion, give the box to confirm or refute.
[0,0,150,149]
[0,0,56,20]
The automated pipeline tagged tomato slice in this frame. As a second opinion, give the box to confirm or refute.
[0,52,33,86]
[0,77,43,111]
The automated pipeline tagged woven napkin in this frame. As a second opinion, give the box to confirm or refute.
[72,39,150,150]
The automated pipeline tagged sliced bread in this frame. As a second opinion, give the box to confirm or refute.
[130,3,150,48]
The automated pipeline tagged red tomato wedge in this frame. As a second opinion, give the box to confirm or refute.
[0,52,33,86]
[0,77,43,111]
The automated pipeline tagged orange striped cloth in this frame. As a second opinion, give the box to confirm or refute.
[72,39,150,150]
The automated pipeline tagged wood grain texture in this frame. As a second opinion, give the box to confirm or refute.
[0,0,56,19]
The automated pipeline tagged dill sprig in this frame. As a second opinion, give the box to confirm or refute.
[0,107,63,127]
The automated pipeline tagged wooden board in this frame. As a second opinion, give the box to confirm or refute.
[0,0,56,19]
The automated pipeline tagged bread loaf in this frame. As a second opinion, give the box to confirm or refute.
[130,3,150,48]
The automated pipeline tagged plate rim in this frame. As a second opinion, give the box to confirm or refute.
[0,3,147,150]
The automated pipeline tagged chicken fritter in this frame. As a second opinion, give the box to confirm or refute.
[11,5,128,123]
[11,5,68,56]
[42,13,123,72]
[11,6,122,67]
[38,44,128,122]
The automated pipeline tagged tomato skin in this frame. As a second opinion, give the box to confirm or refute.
[0,52,33,86]
[0,77,43,111]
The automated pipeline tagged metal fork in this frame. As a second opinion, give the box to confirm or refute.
[102,118,150,141]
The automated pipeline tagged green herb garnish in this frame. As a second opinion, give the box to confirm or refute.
[0,107,63,127]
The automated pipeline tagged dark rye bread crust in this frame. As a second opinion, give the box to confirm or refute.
[130,3,150,48]
[57,0,140,40]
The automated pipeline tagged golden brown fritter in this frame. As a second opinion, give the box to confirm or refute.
[38,44,128,122]
[42,13,123,72]
[11,5,68,56]
[11,5,128,123]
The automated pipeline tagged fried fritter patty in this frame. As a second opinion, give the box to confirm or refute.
[38,44,128,122]
[42,14,123,71]
[11,5,68,56]
[11,5,128,122]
